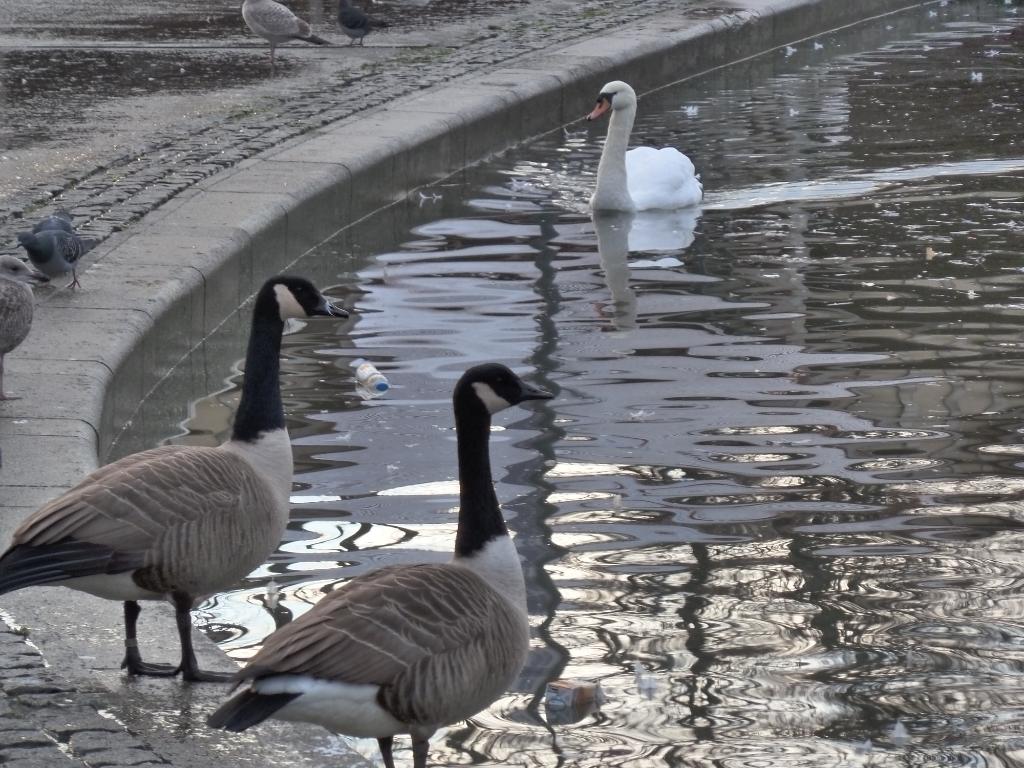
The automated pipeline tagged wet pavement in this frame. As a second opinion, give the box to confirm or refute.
[0,0,934,765]
[0,621,167,767]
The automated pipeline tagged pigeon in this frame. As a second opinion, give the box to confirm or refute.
[0,255,48,400]
[338,0,388,46]
[31,208,74,235]
[17,227,94,289]
[242,0,330,72]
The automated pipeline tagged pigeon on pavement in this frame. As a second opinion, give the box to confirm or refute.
[338,0,388,46]
[31,209,74,235]
[17,226,94,290]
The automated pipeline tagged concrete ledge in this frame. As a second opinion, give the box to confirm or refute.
[0,0,928,764]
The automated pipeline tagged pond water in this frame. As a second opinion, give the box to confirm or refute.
[162,2,1024,766]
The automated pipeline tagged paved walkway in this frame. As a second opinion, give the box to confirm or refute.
[0,621,167,767]
[0,0,924,765]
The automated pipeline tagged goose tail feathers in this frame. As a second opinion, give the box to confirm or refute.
[207,689,299,731]
[0,541,140,596]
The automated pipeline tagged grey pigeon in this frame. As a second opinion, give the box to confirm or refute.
[242,0,330,72]
[17,228,94,289]
[0,255,48,400]
[338,0,388,46]
[32,208,74,235]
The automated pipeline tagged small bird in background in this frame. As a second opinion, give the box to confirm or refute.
[242,0,330,72]
[17,210,95,289]
[0,255,48,400]
[338,0,388,46]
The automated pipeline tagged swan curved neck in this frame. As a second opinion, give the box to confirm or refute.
[591,103,636,212]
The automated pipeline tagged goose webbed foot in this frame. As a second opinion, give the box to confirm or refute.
[121,652,179,677]
[179,666,235,683]
[120,653,233,681]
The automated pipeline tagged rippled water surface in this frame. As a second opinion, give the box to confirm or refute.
[168,3,1024,765]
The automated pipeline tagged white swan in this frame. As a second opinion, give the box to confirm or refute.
[587,80,703,212]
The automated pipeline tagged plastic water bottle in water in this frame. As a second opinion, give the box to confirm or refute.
[353,358,389,393]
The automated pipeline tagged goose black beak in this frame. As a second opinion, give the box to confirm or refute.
[314,297,350,318]
[28,270,50,285]
[519,382,553,402]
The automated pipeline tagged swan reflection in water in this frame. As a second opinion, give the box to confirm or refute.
[591,207,702,331]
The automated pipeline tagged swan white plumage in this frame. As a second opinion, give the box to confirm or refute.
[587,80,703,212]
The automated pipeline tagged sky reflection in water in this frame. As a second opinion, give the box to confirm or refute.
[173,3,1024,766]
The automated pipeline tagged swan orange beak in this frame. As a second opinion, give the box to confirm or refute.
[586,97,611,121]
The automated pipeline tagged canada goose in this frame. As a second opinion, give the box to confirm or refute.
[208,363,553,767]
[242,0,330,72]
[0,255,48,400]
[0,275,349,682]
[586,80,702,211]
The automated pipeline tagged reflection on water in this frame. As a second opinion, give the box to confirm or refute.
[172,3,1024,766]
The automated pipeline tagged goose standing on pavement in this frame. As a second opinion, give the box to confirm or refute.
[208,363,553,768]
[586,80,703,212]
[0,255,48,400]
[0,275,349,682]
[242,0,330,72]
[338,0,388,46]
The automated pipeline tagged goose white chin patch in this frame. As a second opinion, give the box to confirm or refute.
[472,382,511,414]
[274,284,307,320]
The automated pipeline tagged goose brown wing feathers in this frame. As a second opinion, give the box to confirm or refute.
[243,563,526,691]
[11,445,277,559]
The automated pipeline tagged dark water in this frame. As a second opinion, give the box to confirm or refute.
[163,2,1024,765]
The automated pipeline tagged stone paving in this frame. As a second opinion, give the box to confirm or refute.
[0,620,167,767]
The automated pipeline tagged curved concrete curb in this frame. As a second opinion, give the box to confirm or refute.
[0,0,927,764]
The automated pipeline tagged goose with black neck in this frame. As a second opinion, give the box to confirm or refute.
[208,362,553,768]
[0,275,349,682]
